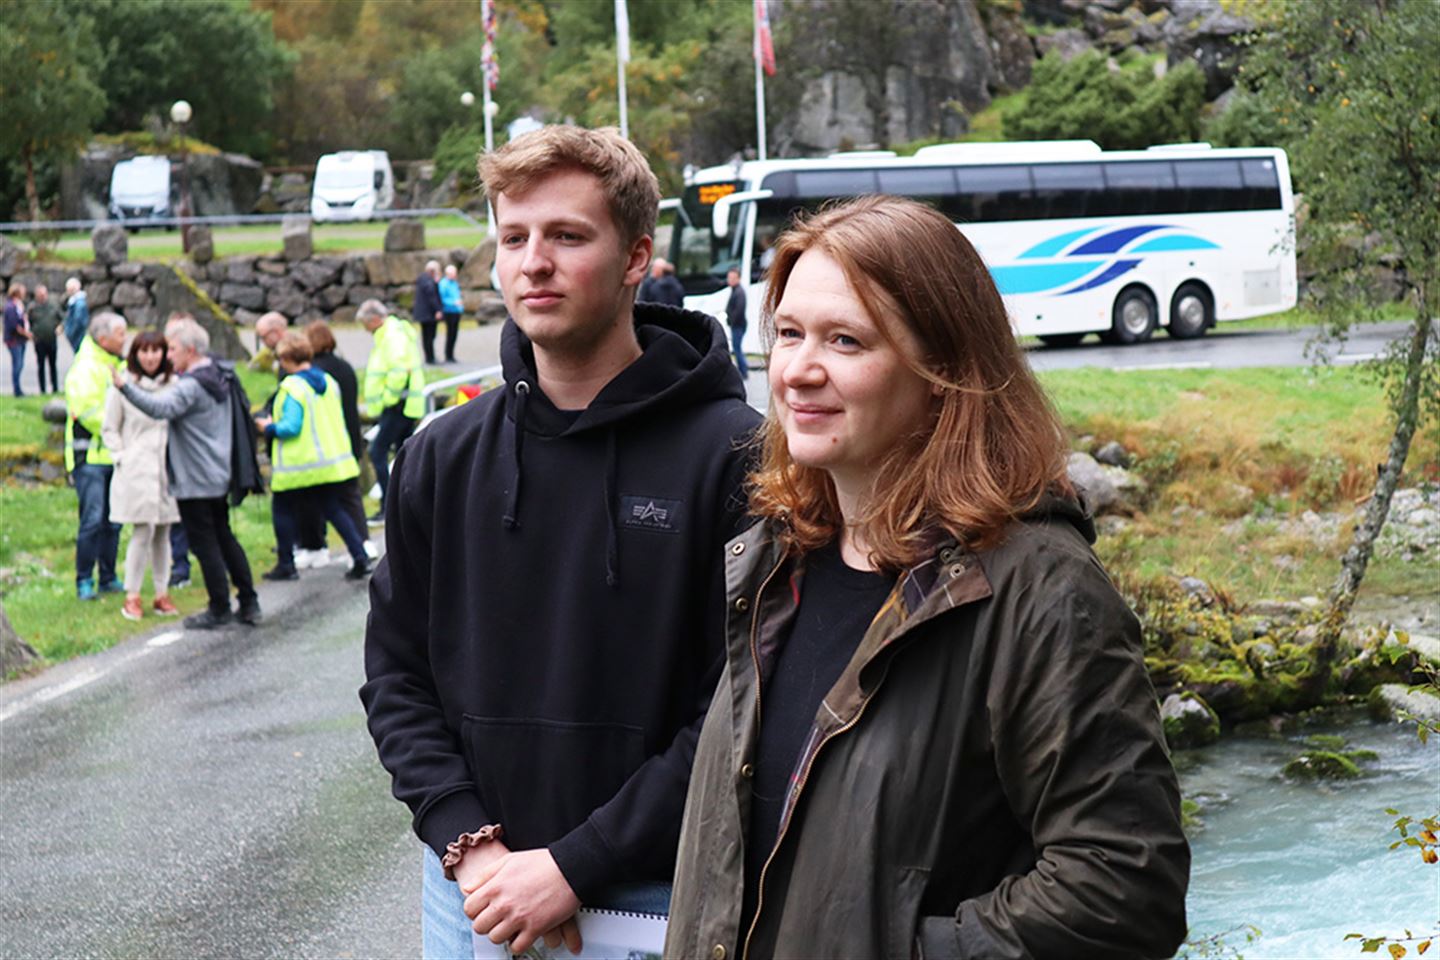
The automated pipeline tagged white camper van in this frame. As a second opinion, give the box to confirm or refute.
[108,155,172,222]
[310,150,395,222]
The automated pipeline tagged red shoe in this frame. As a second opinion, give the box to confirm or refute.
[153,596,180,617]
[121,596,144,621]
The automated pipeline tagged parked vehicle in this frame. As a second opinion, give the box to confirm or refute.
[108,156,172,223]
[670,140,1297,349]
[311,150,395,222]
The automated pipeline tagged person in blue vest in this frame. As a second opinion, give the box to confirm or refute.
[254,331,372,582]
[438,263,465,364]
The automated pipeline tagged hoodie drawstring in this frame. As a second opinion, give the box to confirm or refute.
[503,380,530,529]
[602,428,620,588]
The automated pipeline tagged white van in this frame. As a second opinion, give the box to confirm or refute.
[311,150,395,222]
[108,156,172,222]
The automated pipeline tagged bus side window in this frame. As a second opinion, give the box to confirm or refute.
[794,169,879,199]
[957,165,1035,223]
[1101,161,1178,217]
[1032,163,1104,220]
[877,167,959,218]
[1239,158,1283,210]
[1175,159,1246,214]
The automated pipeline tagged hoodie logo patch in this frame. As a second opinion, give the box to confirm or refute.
[621,495,683,534]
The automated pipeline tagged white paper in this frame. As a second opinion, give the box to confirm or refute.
[472,908,667,960]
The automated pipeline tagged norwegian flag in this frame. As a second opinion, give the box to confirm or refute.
[482,0,499,90]
[754,0,776,77]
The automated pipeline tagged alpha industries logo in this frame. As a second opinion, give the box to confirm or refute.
[621,495,683,534]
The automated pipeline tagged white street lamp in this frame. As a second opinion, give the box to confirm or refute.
[460,91,476,107]
[169,99,192,125]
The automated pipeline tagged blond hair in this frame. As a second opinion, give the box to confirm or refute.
[276,330,314,365]
[750,196,1073,568]
[478,125,660,243]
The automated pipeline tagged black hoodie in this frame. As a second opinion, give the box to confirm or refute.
[361,303,762,900]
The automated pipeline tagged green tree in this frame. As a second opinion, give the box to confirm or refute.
[1004,51,1207,150]
[70,0,292,159]
[1234,0,1440,687]
[0,0,106,221]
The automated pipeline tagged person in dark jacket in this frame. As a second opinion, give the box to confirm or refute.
[27,284,62,394]
[666,196,1189,960]
[413,259,445,365]
[63,278,89,354]
[305,319,374,559]
[723,267,748,378]
[361,125,761,960]
[637,258,684,308]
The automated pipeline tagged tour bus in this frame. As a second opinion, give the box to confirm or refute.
[666,141,1297,352]
[311,150,396,222]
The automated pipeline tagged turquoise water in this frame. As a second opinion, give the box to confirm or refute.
[1179,721,1439,958]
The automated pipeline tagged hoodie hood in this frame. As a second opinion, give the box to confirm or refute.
[184,358,229,402]
[295,366,328,395]
[499,302,746,437]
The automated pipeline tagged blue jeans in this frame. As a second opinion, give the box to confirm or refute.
[729,324,749,378]
[74,462,120,587]
[7,342,24,396]
[420,846,671,960]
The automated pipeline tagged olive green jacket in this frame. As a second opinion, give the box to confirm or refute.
[666,500,1189,960]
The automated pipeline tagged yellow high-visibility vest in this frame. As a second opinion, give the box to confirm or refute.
[271,371,360,492]
[65,336,123,471]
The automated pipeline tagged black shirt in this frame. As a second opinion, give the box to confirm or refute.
[740,539,895,937]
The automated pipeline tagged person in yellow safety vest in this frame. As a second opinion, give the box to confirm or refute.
[357,298,425,521]
[65,311,128,600]
[255,331,373,582]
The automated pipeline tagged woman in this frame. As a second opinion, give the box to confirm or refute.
[666,197,1189,960]
[104,330,181,620]
[3,282,31,396]
[303,319,373,559]
[438,263,464,364]
[254,331,371,581]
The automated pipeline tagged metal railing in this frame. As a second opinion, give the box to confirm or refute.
[420,364,503,416]
[0,207,485,234]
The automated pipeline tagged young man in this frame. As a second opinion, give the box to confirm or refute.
[360,126,760,959]
[723,268,748,378]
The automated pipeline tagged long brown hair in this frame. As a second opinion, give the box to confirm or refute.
[749,195,1073,569]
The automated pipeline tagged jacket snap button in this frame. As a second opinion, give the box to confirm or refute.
[712,946,727,960]
[948,563,964,578]
[731,542,745,555]
[740,762,755,779]
[735,597,750,612]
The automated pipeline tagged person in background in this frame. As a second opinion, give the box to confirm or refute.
[62,277,89,354]
[114,317,260,630]
[438,263,464,364]
[254,331,372,581]
[4,282,31,396]
[252,311,288,373]
[162,313,194,591]
[358,298,425,522]
[638,258,684,308]
[304,319,375,560]
[253,311,326,568]
[413,259,445,365]
[103,330,181,621]
[65,311,127,600]
[723,267,748,379]
[666,196,1189,960]
[27,284,62,394]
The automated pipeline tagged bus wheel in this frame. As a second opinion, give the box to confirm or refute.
[1106,287,1158,345]
[1168,282,1212,340]
[1038,333,1086,348]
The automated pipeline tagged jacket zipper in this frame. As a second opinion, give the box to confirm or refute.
[740,663,891,960]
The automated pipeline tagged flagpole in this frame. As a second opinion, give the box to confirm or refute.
[615,0,630,138]
[618,61,629,139]
[754,44,767,161]
[482,0,497,236]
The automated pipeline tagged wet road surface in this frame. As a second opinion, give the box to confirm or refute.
[1,570,418,959]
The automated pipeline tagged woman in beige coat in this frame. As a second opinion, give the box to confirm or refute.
[103,330,181,621]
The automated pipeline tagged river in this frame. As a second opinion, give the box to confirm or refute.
[1179,718,1439,958]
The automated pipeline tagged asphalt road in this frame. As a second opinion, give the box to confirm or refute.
[0,569,419,959]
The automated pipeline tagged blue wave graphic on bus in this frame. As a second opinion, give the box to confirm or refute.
[990,224,1218,297]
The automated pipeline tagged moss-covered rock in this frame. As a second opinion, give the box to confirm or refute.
[1160,690,1221,749]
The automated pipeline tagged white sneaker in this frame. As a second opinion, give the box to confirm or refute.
[362,540,380,561]
[293,548,317,570]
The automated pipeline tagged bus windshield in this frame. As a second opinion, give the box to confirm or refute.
[669,181,745,296]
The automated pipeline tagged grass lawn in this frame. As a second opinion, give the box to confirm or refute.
[29,214,485,264]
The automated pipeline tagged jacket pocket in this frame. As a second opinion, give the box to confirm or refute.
[887,865,932,960]
[460,715,646,850]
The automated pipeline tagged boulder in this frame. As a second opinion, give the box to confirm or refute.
[1094,440,1131,467]
[80,264,109,282]
[124,305,159,328]
[292,257,344,292]
[979,1,1035,92]
[265,280,308,319]
[188,224,214,264]
[464,289,509,324]
[185,152,264,217]
[151,266,248,361]
[330,304,358,325]
[0,235,21,276]
[109,263,143,281]
[281,216,313,262]
[364,251,430,287]
[1164,0,1253,100]
[110,281,150,308]
[58,144,125,221]
[1035,27,1094,62]
[256,258,288,277]
[341,258,367,287]
[316,285,349,311]
[219,282,266,311]
[1066,451,1120,513]
[232,308,263,328]
[384,218,426,253]
[222,257,258,285]
[92,223,128,265]
[459,238,497,289]
[1160,691,1220,749]
[42,399,68,423]
[86,281,114,308]
[346,285,386,306]
[0,601,39,677]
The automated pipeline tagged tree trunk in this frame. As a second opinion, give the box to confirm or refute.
[23,147,40,224]
[1311,310,1436,684]
[0,599,40,677]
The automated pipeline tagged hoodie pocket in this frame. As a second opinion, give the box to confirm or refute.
[461,715,646,850]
